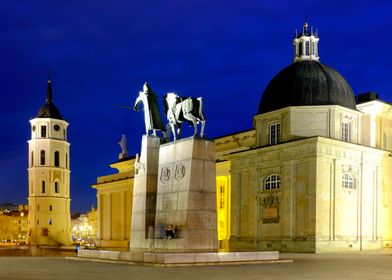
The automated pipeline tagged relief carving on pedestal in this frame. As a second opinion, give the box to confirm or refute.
[174,164,186,181]
[262,194,280,224]
[160,167,171,184]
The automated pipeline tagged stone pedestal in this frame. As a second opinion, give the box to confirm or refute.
[154,137,217,251]
[129,135,160,250]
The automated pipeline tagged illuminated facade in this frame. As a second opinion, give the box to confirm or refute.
[92,158,134,248]
[27,78,72,246]
[93,22,392,253]
[0,205,28,244]
[215,22,392,252]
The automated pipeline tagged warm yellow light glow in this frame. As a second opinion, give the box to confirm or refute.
[216,175,231,250]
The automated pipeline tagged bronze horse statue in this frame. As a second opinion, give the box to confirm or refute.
[164,93,206,141]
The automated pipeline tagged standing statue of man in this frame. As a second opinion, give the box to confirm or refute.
[133,82,165,137]
[118,134,129,160]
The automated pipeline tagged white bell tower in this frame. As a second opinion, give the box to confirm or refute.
[27,77,72,246]
[293,20,320,62]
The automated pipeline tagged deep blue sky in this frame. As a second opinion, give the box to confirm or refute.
[1,1,392,213]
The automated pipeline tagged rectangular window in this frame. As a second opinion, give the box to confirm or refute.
[220,198,224,209]
[41,126,47,138]
[41,181,45,193]
[54,151,60,167]
[55,182,59,193]
[269,123,281,145]
[342,122,351,142]
[40,150,45,165]
[305,41,310,55]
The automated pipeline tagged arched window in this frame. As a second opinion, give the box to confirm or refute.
[54,151,60,167]
[66,153,68,169]
[305,41,310,55]
[41,181,46,193]
[40,150,45,165]
[31,151,34,167]
[264,174,281,191]
[54,182,59,194]
[342,173,355,189]
[298,42,303,56]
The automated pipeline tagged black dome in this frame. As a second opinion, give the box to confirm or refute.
[37,79,64,120]
[258,61,356,114]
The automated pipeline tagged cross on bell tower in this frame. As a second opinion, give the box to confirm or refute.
[293,20,320,62]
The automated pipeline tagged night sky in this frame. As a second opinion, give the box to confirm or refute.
[1,1,392,213]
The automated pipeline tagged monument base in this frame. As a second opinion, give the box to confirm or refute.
[154,136,217,251]
[75,249,291,266]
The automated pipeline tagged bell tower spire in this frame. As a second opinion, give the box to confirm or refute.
[46,72,53,104]
[293,20,320,62]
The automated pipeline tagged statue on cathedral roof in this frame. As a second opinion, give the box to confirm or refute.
[118,134,129,160]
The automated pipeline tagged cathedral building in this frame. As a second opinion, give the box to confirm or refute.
[93,22,392,253]
[27,78,72,246]
[215,22,392,253]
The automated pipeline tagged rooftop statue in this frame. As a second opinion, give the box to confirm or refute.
[164,93,206,141]
[134,83,166,137]
[118,134,128,159]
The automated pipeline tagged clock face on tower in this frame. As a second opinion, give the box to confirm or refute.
[54,124,60,131]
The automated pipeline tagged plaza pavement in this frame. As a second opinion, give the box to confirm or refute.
[0,250,392,280]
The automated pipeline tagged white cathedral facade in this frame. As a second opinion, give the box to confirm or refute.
[27,78,72,246]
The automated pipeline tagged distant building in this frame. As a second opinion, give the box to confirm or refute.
[71,206,99,244]
[0,203,20,212]
[0,205,28,244]
[27,78,72,246]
